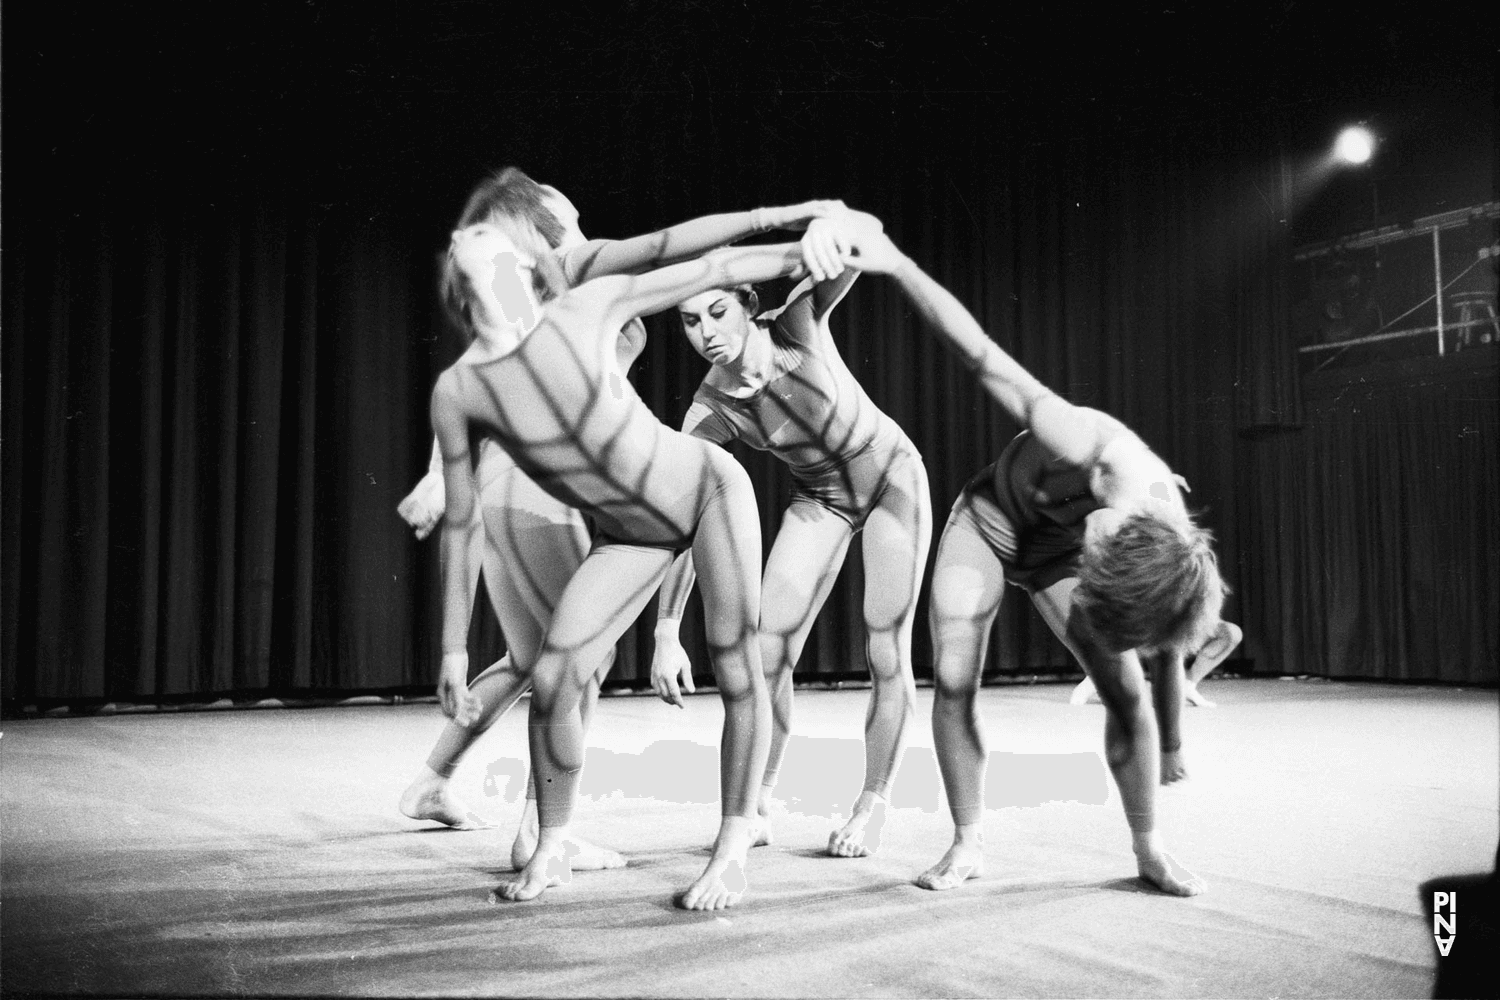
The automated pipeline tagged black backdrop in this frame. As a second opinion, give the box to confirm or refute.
[3,3,1496,702]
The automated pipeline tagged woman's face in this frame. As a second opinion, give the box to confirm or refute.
[678,290,751,366]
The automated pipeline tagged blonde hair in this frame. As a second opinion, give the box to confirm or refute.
[1072,510,1227,654]
[440,214,567,341]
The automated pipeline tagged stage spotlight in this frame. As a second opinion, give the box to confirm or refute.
[1335,126,1375,165]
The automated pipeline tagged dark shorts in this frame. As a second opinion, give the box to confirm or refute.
[954,460,1084,594]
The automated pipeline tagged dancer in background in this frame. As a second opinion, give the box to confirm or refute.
[650,255,930,858]
[829,210,1224,896]
[398,167,840,874]
[434,206,848,908]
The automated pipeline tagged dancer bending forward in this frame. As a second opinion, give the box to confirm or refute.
[435,211,842,908]
[651,257,931,858]
[835,213,1224,897]
[398,168,838,873]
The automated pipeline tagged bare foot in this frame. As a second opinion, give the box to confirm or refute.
[677,818,751,911]
[916,834,985,891]
[1069,677,1100,705]
[1160,749,1188,785]
[1136,850,1205,896]
[1184,683,1217,708]
[492,834,571,902]
[511,821,625,872]
[398,770,491,829]
[748,794,781,848]
[827,792,887,858]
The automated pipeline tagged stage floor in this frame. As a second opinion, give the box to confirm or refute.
[3,679,1495,997]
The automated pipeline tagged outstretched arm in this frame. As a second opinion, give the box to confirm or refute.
[595,242,810,333]
[564,201,842,285]
[430,373,483,727]
[839,215,1124,467]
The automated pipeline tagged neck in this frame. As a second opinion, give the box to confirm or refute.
[722,322,775,389]
[468,315,535,361]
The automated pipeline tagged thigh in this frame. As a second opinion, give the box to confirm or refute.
[480,463,592,667]
[928,496,1009,687]
[859,449,933,633]
[1030,576,1146,705]
[689,455,764,651]
[758,498,854,652]
[539,541,675,686]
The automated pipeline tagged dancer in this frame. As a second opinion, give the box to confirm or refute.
[435,209,847,908]
[398,169,839,873]
[831,211,1223,896]
[650,261,931,858]
[1071,619,1242,784]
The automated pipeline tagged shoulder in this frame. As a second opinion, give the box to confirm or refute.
[558,239,613,285]
[431,365,464,404]
[682,396,735,443]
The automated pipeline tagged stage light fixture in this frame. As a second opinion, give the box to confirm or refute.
[1334,126,1375,165]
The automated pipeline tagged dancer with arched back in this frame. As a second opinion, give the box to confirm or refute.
[397,169,838,874]
[830,210,1224,896]
[435,208,849,908]
[649,261,931,858]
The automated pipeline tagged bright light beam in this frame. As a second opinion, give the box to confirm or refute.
[1334,126,1375,165]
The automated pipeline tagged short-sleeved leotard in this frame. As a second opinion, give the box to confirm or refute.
[680,294,919,528]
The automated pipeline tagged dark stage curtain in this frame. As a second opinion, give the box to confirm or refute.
[1237,352,1499,681]
[4,8,1494,701]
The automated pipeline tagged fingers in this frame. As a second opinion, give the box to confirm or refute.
[651,661,683,708]
[680,667,696,696]
[456,691,483,728]
[800,222,846,284]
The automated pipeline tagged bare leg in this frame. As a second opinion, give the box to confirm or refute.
[678,460,771,911]
[918,499,1006,890]
[400,503,518,828]
[495,544,675,903]
[510,653,625,871]
[1033,578,1204,897]
[400,652,530,828]
[1185,620,1242,707]
[830,458,931,858]
[755,501,853,848]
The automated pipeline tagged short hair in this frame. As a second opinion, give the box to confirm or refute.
[455,167,567,250]
[1072,511,1227,654]
[441,211,567,341]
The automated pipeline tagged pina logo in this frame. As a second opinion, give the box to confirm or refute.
[1432,891,1457,956]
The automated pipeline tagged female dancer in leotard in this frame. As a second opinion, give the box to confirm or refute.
[398,168,838,873]
[649,261,931,858]
[435,210,848,909]
[828,211,1224,896]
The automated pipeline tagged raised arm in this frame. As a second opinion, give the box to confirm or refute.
[564,201,841,285]
[430,372,483,727]
[593,242,810,334]
[839,215,1123,467]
